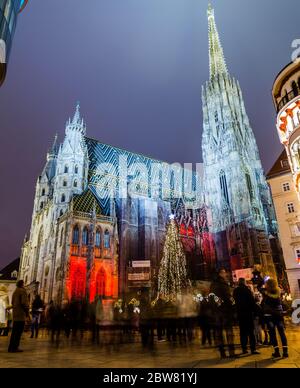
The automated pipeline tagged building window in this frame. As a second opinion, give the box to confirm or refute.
[214,111,219,123]
[41,189,45,196]
[292,81,298,97]
[246,173,254,200]
[104,230,110,249]
[219,171,229,205]
[296,249,300,264]
[283,182,290,192]
[82,227,89,246]
[72,225,79,245]
[287,203,295,213]
[64,165,68,174]
[11,270,18,279]
[95,229,101,247]
[74,180,78,188]
[60,228,64,246]
[59,209,63,217]
[280,160,289,168]
[44,265,50,277]
[63,180,67,187]
[75,165,79,174]
[40,202,44,210]
[61,194,66,203]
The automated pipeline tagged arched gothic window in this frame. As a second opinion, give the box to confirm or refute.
[95,229,101,247]
[63,180,67,187]
[41,189,45,196]
[64,165,68,174]
[219,171,229,206]
[245,173,254,201]
[61,194,66,203]
[75,165,79,174]
[104,230,110,248]
[74,180,78,188]
[60,227,64,246]
[72,225,79,245]
[82,227,89,246]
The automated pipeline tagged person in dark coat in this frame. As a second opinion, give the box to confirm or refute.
[233,278,260,355]
[154,294,166,342]
[8,280,29,353]
[30,294,44,338]
[199,296,213,346]
[139,290,154,349]
[210,268,235,358]
[262,279,288,359]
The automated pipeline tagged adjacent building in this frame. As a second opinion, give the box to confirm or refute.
[271,60,300,297]
[0,0,28,86]
[0,257,20,304]
[267,150,300,298]
[272,60,300,196]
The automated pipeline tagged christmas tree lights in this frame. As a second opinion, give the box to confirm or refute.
[157,216,190,301]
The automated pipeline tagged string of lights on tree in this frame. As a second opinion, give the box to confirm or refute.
[157,215,190,302]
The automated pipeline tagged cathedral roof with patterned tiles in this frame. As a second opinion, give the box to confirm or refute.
[72,188,102,215]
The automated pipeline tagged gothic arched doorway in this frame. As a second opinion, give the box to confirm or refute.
[72,266,85,300]
[95,268,106,298]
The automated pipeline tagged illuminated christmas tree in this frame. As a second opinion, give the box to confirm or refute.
[157,215,190,301]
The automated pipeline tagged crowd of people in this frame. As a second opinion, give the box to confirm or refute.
[2,270,292,360]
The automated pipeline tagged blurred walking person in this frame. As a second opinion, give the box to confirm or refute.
[262,279,288,359]
[8,280,29,353]
[95,296,104,345]
[233,278,259,355]
[30,294,44,338]
[211,269,236,359]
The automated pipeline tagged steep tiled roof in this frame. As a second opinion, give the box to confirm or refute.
[72,189,102,215]
[0,258,20,281]
[266,149,291,179]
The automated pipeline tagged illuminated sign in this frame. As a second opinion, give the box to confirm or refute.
[132,260,151,268]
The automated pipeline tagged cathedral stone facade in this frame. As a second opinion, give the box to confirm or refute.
[19,5,283,303]
[202,5,280,275]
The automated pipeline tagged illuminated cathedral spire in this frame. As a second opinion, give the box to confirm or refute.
[66,101,86,135]
[207,2,228,79]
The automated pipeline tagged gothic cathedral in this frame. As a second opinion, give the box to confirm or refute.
[19,4,283,303]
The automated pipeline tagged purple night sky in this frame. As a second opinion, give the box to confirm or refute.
[0,0,298,268]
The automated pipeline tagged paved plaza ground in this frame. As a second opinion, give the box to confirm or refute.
[0,324,300,368]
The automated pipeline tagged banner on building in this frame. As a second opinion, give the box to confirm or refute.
[232,268,253,282]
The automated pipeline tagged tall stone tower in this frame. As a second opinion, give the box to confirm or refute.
[53,103,89,219]
[202,4,277,274]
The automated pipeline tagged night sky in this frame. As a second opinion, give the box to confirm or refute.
[0,0,298,268]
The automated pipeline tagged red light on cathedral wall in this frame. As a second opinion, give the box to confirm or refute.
[180,224,187,235]
[179,223,195,237]
[90,260,113,302]
[187,225,195,237]
[66,254,118,302]
[66,257,87,300]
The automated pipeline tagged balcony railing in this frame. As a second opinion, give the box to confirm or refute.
[70,244,105,258]
[72,211,115,223]
[277,87,300,112]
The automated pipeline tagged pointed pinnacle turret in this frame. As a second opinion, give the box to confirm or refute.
[72,101,81,124]
[66,101,86,136]
[50,133,59,155]
[207,3,228,80]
